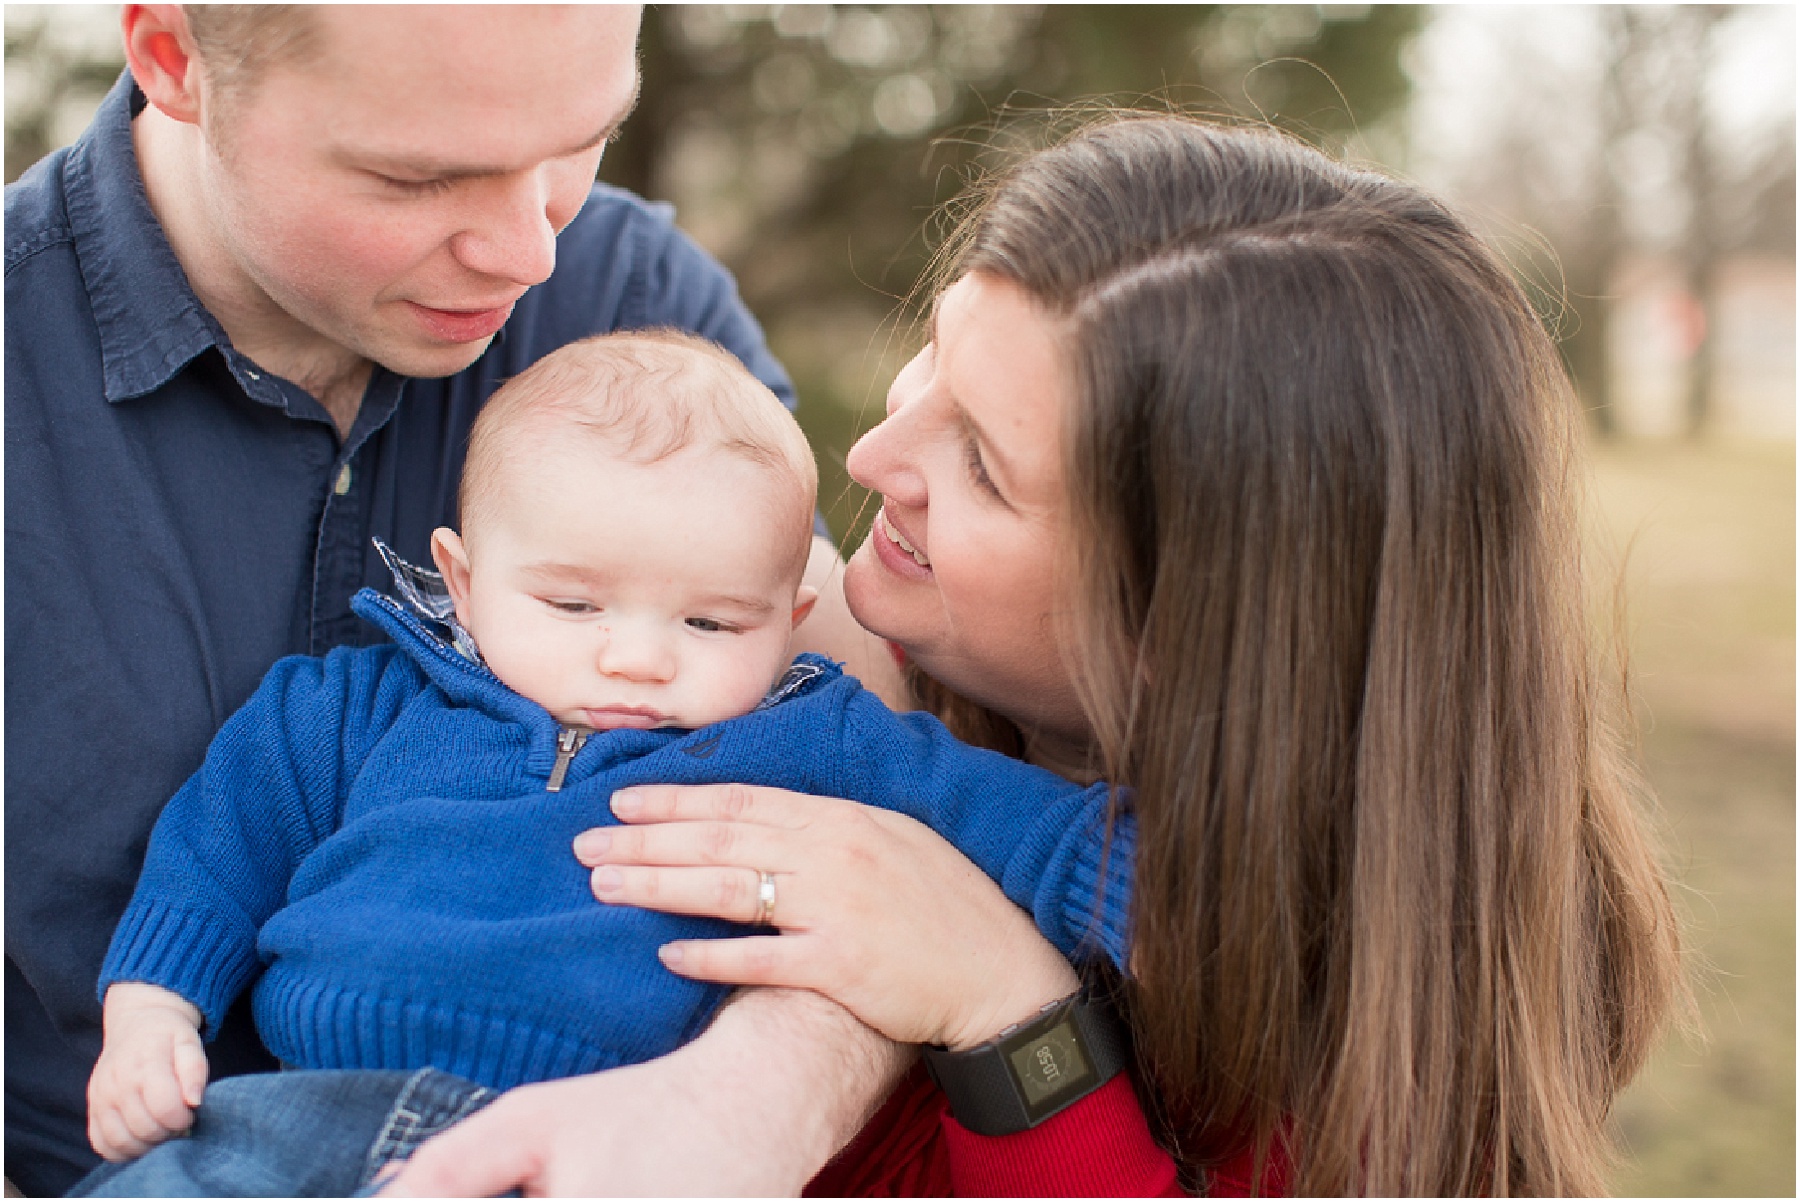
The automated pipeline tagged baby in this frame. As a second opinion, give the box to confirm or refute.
[76,331,1133,1197]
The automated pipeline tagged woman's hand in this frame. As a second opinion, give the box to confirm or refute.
[577,784,1081,1050]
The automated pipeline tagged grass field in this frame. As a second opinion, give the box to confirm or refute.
[1587,440,1796,1197]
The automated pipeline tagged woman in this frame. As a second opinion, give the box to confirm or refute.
[433,116,1687,1195]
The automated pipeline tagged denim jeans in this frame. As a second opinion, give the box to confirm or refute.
[67,1067,497,1198]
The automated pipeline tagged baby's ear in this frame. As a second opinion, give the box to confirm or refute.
[429,528,475,621]
[791,585,820,631]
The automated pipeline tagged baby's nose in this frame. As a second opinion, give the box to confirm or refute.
[596,627,676,683]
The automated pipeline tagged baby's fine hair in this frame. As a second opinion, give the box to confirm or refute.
[459,331,819,570]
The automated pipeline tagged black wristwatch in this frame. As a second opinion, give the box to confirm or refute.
[921,987,1132,1136]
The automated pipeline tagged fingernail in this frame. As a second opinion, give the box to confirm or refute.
[611,789,643,817]
[592,865,623,894]
[659,944,684,967]
[573,830,611,860]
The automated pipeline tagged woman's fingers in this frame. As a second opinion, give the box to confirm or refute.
[575,818,797,872]
[607,783,823,829]
[657,933,815,990]
[592,864,806,928]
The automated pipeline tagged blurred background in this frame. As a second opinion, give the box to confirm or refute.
[6,5,1793,1194]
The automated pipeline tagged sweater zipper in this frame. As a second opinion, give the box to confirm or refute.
[546,726,589,792]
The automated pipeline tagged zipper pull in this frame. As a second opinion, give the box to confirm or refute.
[547,726,589,792]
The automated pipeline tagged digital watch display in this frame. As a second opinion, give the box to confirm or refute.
[921,988,1131,1136]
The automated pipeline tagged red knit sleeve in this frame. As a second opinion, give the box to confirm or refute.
[940,1072,1182,1197]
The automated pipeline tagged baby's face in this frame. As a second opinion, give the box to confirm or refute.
[433,440,813,732]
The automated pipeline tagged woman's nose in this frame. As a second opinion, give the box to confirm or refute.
[847,357,930,508]
[846,417,928,511]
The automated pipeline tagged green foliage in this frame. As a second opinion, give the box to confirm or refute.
[597,6,1424,541]
[0,4,1425,542]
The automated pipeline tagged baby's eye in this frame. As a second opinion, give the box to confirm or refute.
[685,617,736,634]
[543,598,597,615]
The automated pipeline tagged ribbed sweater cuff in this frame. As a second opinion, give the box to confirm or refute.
[1060,815,1135,968]
[942,1072,1179,1197]
[96,901,261,1037]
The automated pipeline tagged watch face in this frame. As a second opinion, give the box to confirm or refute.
[1006,1016,1095,1121]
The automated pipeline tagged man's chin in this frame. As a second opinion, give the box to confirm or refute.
[371,334,499,380]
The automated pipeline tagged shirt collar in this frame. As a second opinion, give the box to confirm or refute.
[62,70,233,404]
[372,538,485,664]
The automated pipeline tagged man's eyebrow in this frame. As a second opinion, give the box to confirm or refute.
[360,70,642,180]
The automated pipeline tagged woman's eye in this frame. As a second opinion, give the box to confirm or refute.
[965,437,1001,497]
[543,598,596,614]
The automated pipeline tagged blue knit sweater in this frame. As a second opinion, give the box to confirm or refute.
[98,586,1135,1092]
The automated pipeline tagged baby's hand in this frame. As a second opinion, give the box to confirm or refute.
[87,982,209,1162]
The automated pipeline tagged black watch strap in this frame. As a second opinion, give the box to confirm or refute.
[921,988,1132,1136]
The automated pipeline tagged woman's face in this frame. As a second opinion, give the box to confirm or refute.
[843,271,1092,754]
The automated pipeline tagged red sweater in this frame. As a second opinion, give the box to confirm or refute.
[804,1064,1287,1197]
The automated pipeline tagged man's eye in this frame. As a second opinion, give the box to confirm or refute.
[378,174,453,197]
[544,599,596,614]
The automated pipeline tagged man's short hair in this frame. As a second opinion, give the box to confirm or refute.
[460,331,820,574]
[182,5,317,104]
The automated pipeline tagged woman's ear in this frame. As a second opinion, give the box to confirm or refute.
[429,528,476,627]
[790,585,820,631]
[121,5,206,126]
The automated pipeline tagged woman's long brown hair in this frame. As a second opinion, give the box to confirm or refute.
[926,117,1684,1195]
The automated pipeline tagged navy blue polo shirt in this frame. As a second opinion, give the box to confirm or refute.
[4,72,796,1195]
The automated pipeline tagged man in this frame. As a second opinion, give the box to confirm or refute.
[5,6,902,1195]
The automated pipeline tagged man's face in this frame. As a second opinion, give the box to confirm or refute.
[192,6,642,378]
[436,437,812,734]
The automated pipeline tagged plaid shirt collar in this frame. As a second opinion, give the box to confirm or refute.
[372,539,484,664]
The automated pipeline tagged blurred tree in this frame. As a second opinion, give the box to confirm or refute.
[597,5,1424,536]
[1412,5,1795,441]
[1671,6,1729,438]
[5,6,125,185]
[3,5,1425,536]
[1561,7,1649,439]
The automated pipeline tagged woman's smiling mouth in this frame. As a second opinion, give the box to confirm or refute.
[879,509,931,569]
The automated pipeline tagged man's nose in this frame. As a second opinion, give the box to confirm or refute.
[596,625,676,683]
[451,167,571,288]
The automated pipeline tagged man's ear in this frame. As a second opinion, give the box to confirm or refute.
[429,528,476,626]
[122,5,207,126]
[791,584,820,631]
